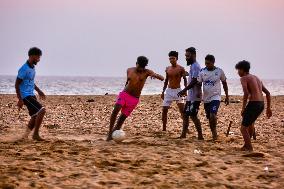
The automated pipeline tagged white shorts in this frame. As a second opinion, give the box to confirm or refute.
[163,88,184,107]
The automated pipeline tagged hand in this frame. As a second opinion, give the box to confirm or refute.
[161,93,164,100]
[266,108,272,118]
[17,99,24,111]
[177,89,186,97]
[38,90,46,100]
[225,96,229,106]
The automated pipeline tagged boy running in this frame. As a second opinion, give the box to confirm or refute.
[177,47,203,139]
[15,47,46,141]
[107,56,164,141]
[235,60,272,151]
[197,55,229,140]
[161,51,187,131]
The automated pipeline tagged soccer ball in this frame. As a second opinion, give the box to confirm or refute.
[112,130,126,142]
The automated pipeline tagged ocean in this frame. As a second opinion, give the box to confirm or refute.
[0,75,283,96]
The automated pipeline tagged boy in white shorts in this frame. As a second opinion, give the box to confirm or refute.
[161,51,187,131]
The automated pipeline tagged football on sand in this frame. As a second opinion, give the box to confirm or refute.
[112,130,126,142]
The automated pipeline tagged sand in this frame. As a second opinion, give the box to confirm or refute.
[0,94,283,189]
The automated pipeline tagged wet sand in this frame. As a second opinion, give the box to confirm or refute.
[0,94,283,189]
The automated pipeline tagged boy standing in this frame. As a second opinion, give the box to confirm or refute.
[161,51,187,131]
[235,60,272,151]
[177,47,203,139]
[107,56,164,141]
[15,47,46,141]
[197,55,229,140]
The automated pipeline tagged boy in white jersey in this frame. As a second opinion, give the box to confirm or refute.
[198,55,229,140]
[178,47,203,139]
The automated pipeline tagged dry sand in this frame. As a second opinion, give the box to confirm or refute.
[0,94,283,189]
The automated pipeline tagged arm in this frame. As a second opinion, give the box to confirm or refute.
[35,84,46,100]
[181,67,187,88]
[125,78,129,87]
[222,80,229,105]
[262,84,272,118]
[161,73,169,99]
[125,69,131,86]
[177,78,199,97]
[148,70,164,81]
[162,73,168,93]
[241,78,249,115]
[183,78,198,91]
[15,78,24,110]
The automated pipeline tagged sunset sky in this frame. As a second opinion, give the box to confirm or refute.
[0,0,283,78]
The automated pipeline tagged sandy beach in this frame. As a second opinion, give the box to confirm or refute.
[0,94,283,189]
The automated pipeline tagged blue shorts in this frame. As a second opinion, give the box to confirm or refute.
[204,100,220,119]
[184,101,201,117]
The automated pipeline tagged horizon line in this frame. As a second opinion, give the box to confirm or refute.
[0,74,284,80]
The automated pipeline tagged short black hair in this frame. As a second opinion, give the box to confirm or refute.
[205,54,215,63]
[235,60,250,72]
[168,51,178,59]
[137,56,149,68]
[185,47,196,55]
[28,47,42,56]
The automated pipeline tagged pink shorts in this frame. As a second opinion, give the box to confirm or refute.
[116,91,139,117]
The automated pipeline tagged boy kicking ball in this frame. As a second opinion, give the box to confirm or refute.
[107,56,164,141]
[235,60,272,151]
[15,47,46,141]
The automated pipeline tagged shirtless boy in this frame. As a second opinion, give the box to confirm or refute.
[161,51,187,131]
[235,60,272,151]
[15,47,46,141]
[107,56,164,141]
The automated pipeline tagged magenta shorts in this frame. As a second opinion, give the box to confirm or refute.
[116,91,139,117]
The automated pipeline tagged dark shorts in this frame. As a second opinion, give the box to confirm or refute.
[184,101,201,117]
[204,100,220,119]
[23,96,43,117]
[242,101,264,127]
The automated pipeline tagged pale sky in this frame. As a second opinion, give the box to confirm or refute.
[0,0,283,79]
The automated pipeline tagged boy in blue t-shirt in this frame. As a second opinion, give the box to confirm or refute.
[15,47,46,141]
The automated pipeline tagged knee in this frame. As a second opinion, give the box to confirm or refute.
[39,107,46,115]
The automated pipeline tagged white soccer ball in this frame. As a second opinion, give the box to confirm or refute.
[112,130,126,142]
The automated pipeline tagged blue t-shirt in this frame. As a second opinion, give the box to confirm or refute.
[17,62,36,99]
[187,61,202,102]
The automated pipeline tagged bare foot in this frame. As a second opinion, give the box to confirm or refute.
[32,135,45,141]
[179,135,186,139]
[198,136,204,140]
[179,132,186,139]
[106,135,113,141]
[20,128,32,140]
[212,135,218,141]
[240,145,253,152]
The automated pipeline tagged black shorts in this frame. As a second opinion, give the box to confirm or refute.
[184,101,201,117]
[242,101,264,127]
[204,100,220,119]
[23,96,43,117]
